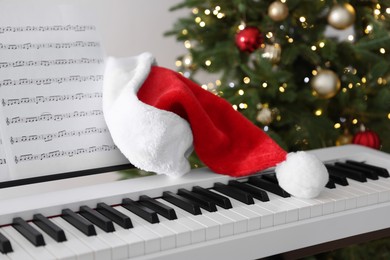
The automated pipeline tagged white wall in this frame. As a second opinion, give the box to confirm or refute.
[0,0,188,70]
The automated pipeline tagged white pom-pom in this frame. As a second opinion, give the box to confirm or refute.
[275,151,328,199]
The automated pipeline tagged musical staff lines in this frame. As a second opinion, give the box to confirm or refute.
[0,41,100,50]
[14,144,117,164]
[10,127,108,144]
[0,75,103,87]
[6,110,103,125]
[0,25,96,34]
[0,58,104,69]
[2,92,102,107]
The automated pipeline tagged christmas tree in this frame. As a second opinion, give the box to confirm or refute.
[166,0,390,153]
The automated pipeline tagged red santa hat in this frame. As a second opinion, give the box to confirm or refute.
[103,52,328,199]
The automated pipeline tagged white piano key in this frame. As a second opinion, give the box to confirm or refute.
[29,222,76,260]
[116,206,176,251]
[267,194,310,221]
[1,227,33,260]
[2,226,55,260]
[311,191,335,215]
[321,187,348,212]
[207,191,249,234]
[254,195,298,224]
[157,199,220,240]
[368,179,390,202]
[214,196,261,232]
[43,219,93,260]
[113,206,163,253]
[244,203,274,228]
[156,216,192,247]
[111,223,144,258]
[288,196,323,218]
[202,212,234,238]
[92,224,129,260]
[52,217,111,260]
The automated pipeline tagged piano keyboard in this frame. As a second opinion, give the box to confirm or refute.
[1,144,390,260]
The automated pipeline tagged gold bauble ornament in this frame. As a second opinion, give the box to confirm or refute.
[311,69,341,99]
[327,3,356,30]
[268,1,289,22]
[336,129,353,146]
[262,43,282,64]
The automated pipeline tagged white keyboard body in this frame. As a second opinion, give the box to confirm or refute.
[0,144,390,260]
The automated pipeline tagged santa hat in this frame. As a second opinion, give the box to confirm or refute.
[103,52,328,199]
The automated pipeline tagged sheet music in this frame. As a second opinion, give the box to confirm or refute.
[0,4,128,180]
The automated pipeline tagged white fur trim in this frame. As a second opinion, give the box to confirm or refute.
[103,53,193,177]
[275,151,328,199]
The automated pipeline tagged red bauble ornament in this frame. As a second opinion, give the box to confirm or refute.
[352,129,381,150]
[235,26,263,53]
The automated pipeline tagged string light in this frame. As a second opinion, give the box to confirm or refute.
[314,109,322,116]
[361,77,367,83]
[205,60,211,66]
[299,16,306,22]
[238,89,244,95]
[184,40,192,49]
[319,42,325,48]
[311,45,317,51]
[239,103,248,109]
[380,48,386,54]
[175,60,182,67]
[195,17,201,23]
[334,123,341,129]
[181,29,188,35]
[388,113,390,119]
[365,25,373,34]
[352,119,358,124]
[312,70,317,75]
[243,77,250,84]
[348,35,354,41]
[232,104,238,110]
[204,9,211,15]
[192,8,199,14]
[199,21,206,27]
[262,82,268,88]
[279,86,285,92]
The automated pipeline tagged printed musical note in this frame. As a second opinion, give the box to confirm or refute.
[2,92,102,106]
[0,41,100,50]
[6,110,103,125]
[0,158,6,165]
[0,58,104,69]
[14,144,117,164]
[0,75,103,87]
[10,127,108,144]
[0,25,96,34]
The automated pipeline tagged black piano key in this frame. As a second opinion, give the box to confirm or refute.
[122,198,159,224]
[325,179,336,189]
[328,171,349,186]
[261,173,278,184]
[12,217,45,247]
[61,208,96,236]
[163,191,202,215]
[192,186,232,209]
[32,214,67,242]
[177,188,217,212]
[0,231,13,254]
[139,195,177,220]
[335,162,378,180]
[96,202,133,229]
[213,182,254,205]
[326,164,367,182]
[228,180,270,202]
[79,206,115,233]
[248,176,290,198]
[346,160,390,178]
